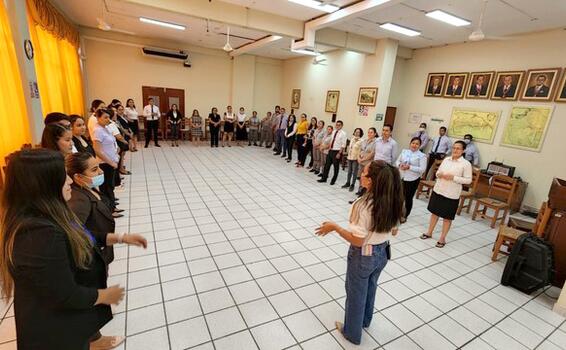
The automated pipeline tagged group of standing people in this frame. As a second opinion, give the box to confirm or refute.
[1,98,149,349]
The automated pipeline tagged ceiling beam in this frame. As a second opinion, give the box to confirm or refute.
[121,0,304,38]
[230,35,283,57]
[292,0,403,50]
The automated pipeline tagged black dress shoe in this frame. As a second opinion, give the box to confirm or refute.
[314,170,319,175]
[317,179,327,183]
[144,145,148,148]
[155,144,161,147]
[309,169,316,173]
[349,185,355,192]
[317,173,323,177]
[348,200,355,204]
[114,209,125,213]
[330,180,336,185]
[341,183,350,188]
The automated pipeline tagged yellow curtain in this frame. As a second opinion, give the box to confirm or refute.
[27,2,84,116]
[0,2,31,168]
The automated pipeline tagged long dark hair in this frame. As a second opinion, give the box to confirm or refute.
[352,160,404,233]
[90,99,105,113]
[309,117,318,130]
[0,149,93,298]
[41,124,70,152]
[126,98,136,109]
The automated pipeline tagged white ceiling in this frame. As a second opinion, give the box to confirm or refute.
[54,0,566,58]
[334,0,566,49]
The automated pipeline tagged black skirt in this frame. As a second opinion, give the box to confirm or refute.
[224,121,234,133]
[129,120,139,136]
[236,123,248,140]
[427,191,459,220]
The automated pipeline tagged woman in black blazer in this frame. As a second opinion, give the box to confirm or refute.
[0,149,125,350]
[70,114,95,156]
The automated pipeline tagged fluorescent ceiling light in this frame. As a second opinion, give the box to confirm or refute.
[272,35,283,40]
[139,17,185,31]
[426,10,471,27]
[291,48,319,56]
[379,23,421,37]
[288,0,339,13]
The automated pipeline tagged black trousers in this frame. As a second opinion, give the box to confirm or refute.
[322,150,341,182]
[210,126,220,146]
[145,120,159,146]
[403,178,420,218]
[426,152,445,178]
[99,163,116,210]
[285,136,295,160]
[296,135,307,165]
[306,139,314,167]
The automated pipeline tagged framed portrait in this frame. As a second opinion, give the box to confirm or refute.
[291,89,301,109]
[555,69,566,102]
[443,73,469,98]
[325,90,340,113]
[500,106,554,152]
[490,71,525,101]
[424,73,446,97]
[465,71,495,99]
[520,67,562,101]
[358,87,378,106]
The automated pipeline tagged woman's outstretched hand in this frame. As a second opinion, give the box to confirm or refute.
[315,221,337,236]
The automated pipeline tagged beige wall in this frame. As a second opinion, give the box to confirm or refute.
[83,38,281,117]
[280,39,398,133]
[389,29,566,208]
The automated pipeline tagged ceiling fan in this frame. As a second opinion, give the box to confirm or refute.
[468,0,509,41]
[96,0,136,35]
[223,26,233,52]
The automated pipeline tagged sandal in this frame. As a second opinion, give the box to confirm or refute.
[335,321,344,335]
[436,241,446,248]
[90,335,125,350]
[420,233,432,240]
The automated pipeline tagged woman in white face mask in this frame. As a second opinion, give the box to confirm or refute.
[64,152,148,349]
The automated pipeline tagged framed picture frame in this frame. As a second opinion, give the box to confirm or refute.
[443,73,469,98]
[490,70,525,101]
[555,69,566,102]
[500,105,554,152]
[325,90,340,113]
[465,71,495,99]
[291,89,301,109]
[424,73,446,97]
[357,87,378,106]
[520,67,562,101]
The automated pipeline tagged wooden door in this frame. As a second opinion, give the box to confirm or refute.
[142,86,185,140]
[384,106,397,129]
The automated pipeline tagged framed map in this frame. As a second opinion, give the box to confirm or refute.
[448,107,501,144]
[500,106,554,152]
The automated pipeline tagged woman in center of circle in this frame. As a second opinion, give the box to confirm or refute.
[316,160,404,345]
[421,140,472,247]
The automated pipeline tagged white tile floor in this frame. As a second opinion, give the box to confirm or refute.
[1,143,565,349]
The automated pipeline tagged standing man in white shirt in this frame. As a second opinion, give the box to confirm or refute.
[143,97,161,148]
[426,126,451,176]
[318,120,347,185]
[373,124,398,164]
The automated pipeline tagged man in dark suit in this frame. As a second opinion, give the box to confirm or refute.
[446,76,463,96]
[427,77,443,95]
[494,75,517,98]
[525,74,550,97]
[469,75,488,96]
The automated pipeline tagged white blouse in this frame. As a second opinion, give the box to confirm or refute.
[225,112,235,122]
[125,107,138,121]
[237,113,246,122]
[349,198,391,245]
[433,156,473,199]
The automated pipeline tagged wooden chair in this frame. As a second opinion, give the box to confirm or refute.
[491,202,551,261]
[472,175,518,228]
[416,159,442,199]
[457,168,481,215]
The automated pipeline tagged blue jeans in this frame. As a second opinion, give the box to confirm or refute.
[343,243,388,345]
[275,129,286,153]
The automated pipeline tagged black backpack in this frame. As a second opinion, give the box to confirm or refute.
[501,233,554,294]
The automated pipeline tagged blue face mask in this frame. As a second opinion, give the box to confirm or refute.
[84,174,104,188]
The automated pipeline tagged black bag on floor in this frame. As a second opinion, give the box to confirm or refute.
[501,232,554,294]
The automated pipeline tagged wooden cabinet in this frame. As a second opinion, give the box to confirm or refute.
[475,173,528,213]
[545,210,566,287]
